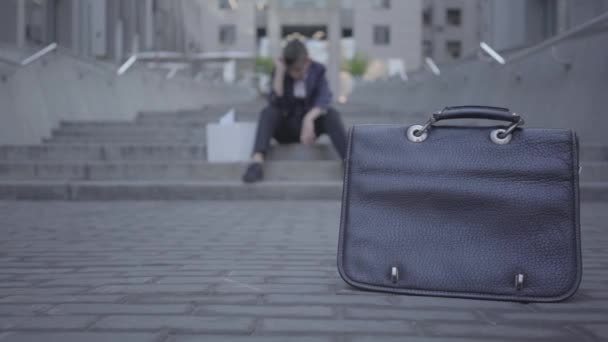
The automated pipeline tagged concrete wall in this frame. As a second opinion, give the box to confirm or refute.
[349,30,608,145]
[0,1,19,45]
[480,0,608,51]
[567,0,608,26]
[352,0,422,70]
[0,50,255,145]
[480,0,528,50]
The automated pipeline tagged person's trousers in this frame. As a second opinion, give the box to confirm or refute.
[252,105,348,160]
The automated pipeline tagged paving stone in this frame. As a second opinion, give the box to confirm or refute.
[0,288,87,296]
[0,295,123,304]
[131,295,259,305]
[393,296,525,310]
[0,269,74,275]
[93,315,254,333]
[0,283,33,288]
[0,332,160,342]
[348,337,508,342]
[0,305,51,316]
[266,276,335,284]
[261,318,413,334]
[41,277,153,286]
[91,284,210,294]
[344,308,477,321]
[156,276,265,284]
[582,324,608,340]
[173,337,333,342]
[266,294,392,304]
[213,284,331,294]
[48,303,190,315]
[195,304,333,317]
[529,300,608,310]
[0,201,604,341]
[424,323,575,339]
[498,312,608,322]
[0,316,97,330]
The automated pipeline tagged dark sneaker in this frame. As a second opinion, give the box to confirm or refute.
[242,163,264,183]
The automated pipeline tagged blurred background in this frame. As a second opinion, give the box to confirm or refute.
[0,0,607,200]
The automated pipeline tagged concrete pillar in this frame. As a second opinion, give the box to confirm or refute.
[16,0,26,48]
[128,0,137,54]
[557,0,569,32]
[144,0,154,50]
[71,0,80,54]
[115,20,124,63]
[327,0,341,100]
[267,0,281,57]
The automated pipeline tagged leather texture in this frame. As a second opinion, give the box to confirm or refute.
[337,119,581,302]
[433,106,520,123]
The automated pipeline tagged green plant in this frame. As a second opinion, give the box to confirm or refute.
[342,53,368,77]
[255,57,274,75]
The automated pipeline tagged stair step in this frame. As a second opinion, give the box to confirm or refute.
[0,143,339,162]
[581,182,608,202]
[0,161,342,181]
[0,181,343,200]
[0,181,604,201]
[581,145,608,162]
[43,137,207,144]
[135,111,424,125]
[266,143,339,161]
[0,145,207,162]
[580,162,608,182]
[54,126,207,135]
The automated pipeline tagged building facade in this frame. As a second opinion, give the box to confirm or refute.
[422,0,482,63]
[2,0,606,69]
[0,0,155,63]
[480,0,608,51]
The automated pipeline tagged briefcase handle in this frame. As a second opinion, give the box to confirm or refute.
[433,106,521,124]
[407,106,525,145]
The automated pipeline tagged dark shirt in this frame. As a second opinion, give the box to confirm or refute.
[268,61,332,117]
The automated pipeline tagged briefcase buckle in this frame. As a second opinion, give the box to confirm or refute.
[391,267,399,283]
[515,273,525,291]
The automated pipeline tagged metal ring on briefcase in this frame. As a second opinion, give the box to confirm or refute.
[407,106,524,144]
[490,128,512,144]
[406,125,429,142]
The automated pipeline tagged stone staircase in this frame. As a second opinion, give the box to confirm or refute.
[0,101,606,201]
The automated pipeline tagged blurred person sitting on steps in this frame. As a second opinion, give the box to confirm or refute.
[242,39,348,183]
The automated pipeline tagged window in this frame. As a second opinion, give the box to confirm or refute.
[373,25,390,45]
[446,40,462,59]
[423,40,433,58]
[219,25,237,45]
[446,8,462,26]
[219,0,237,10]
[423,8,433,27]
[372,0,390,9]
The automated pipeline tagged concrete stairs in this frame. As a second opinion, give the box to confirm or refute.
[0,102,606,201]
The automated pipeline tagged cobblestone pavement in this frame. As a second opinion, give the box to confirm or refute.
[0,201,606,342]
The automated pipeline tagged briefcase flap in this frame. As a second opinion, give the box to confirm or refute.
[338,119,581,302]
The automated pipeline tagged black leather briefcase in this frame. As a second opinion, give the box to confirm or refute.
[337,106,581,302]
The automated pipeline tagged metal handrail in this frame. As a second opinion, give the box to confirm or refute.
[117,55,137,75]
[480,42,506,64]
[425,57,440,76]
[21,42,57,66]
[507,11,608,63]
